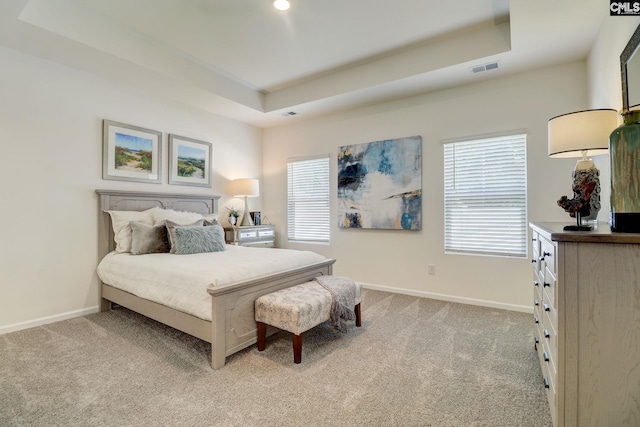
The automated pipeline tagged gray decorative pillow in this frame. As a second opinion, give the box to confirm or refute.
[204,218,220,226]
[166,219,204,253]
[172,224,226,255]
[130,221,169,255]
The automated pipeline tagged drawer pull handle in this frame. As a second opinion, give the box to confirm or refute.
[544,329,550,339]
[543,282,551,288]
[543,304,550,312]
[534,316,539,324]
[543,352,550,362]
[531,259,537,263]
[534,281,539,287]
[535,337,539,344]
[534,299,539,306]
[539,251,551,261]
[532,238,537,242]
[543,378,550,389]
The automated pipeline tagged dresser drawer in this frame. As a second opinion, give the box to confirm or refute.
[531,231,541,274]
[533,271,543,301]
[540,237,556,276]
[542,266,556,309]
[533,294,543,316]
[541,298,557,335]
[532,234,541,274]
[539,340,557,427]
[534,306,544,352]
[257,228,274,238]
[542,311,557,369]
[533,301,544,340]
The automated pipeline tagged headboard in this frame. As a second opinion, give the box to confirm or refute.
[96,189,221,259]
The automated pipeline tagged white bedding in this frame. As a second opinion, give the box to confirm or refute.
[97,245,326,321]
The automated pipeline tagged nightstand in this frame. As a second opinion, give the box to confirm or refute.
[224,225,275,248]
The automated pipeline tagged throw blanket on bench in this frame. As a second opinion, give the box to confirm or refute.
[312,275,357,333]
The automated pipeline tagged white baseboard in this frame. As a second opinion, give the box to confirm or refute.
[0,306,100,335]
[0,284,531,335]
[359,282,533,314]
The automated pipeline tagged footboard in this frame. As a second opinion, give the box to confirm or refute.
[207,258,335,369]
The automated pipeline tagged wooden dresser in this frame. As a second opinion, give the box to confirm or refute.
[530,222,640,426]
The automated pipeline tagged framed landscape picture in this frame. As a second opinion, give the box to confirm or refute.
[168,134,212,187]
[102,120,162,184]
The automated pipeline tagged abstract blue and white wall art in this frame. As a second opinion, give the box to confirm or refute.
[338,136,422,230]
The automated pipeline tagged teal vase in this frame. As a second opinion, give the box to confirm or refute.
[610,109,640,232]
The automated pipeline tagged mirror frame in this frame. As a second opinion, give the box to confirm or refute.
[621,23,640,111]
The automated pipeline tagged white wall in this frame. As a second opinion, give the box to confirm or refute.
[0,46,263,332]
[587,17,640,222]
[263,61,589,311]
[588,17,640,110]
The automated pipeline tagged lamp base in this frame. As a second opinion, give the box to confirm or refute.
[240,196,254,226]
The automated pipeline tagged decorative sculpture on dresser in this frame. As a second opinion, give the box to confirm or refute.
[557,169,598,229]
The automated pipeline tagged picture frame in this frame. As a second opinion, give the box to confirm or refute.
[168,134,212,187]
[337,135,422,230]
[102,120,162,184]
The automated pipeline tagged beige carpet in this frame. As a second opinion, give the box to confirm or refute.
[0,290,552,426]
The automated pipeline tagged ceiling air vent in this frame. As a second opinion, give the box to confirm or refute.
[470,61,500,74]
[281,111,297,117]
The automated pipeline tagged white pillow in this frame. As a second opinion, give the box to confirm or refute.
[107,209,154,253]
[149,207,204,225]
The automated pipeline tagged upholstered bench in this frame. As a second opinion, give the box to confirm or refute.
[255,279,362,363]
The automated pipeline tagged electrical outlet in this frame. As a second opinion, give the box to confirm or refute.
[428,264,436,275]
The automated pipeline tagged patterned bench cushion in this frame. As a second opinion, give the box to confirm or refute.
[255,281,362,335]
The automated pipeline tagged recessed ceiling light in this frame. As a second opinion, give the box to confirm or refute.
[273,0,290,11]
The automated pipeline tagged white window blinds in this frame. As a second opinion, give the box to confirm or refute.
[287,155,330,243]
[444,134,527,258]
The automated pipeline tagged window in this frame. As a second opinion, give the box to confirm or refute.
[287,155,330,243]
[444,134,527,257]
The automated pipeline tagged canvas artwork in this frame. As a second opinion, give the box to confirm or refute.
[168,134,212,187]
[338,135,422,230]
[102,120,162,184]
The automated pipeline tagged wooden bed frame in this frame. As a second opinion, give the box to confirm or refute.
[96,189,335,369]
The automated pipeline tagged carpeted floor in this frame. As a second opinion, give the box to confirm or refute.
[0,290,552,427]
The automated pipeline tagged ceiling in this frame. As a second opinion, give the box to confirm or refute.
[0,0,607,128]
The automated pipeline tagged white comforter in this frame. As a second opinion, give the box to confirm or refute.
[97,245,326,321]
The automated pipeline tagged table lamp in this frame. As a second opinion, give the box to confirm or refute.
[548,109,618,230]
[232,178,259,226]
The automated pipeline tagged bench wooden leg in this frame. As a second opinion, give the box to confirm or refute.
[292,334,302,364]
[257,322,267,351]
[355,303,362,327]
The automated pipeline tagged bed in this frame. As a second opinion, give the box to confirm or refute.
[96,189,335,369]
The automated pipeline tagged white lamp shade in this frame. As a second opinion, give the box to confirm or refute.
[548,109,619,158]
[231,178,259,197]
